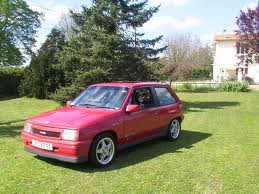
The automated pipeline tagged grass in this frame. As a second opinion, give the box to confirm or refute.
[1,92,259,193]
[173,86,217,93]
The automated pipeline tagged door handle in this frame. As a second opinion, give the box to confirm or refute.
[169,109,178,114]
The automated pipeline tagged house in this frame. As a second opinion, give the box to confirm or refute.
[212,34,259,84]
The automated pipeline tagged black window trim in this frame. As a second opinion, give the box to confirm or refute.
[128,86,160,110]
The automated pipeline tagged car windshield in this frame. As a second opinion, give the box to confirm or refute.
[71,85,129,109]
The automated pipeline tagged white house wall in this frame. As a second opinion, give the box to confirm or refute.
[213,40,239,82]
[213,39,259,84]
[248,64,259,83]
[214,40,239,68]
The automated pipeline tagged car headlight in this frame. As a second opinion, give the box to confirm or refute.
[23,123,32,133]
[62,129,78,141]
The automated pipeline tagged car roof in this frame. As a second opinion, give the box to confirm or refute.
[93,81,168,88]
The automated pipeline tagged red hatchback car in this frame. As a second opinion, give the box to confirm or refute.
[22,82,184,167]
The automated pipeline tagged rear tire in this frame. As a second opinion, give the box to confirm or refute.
[89,133,116,167]
[167,119,181,141]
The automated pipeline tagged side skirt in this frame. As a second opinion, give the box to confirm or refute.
[117,127,167,151]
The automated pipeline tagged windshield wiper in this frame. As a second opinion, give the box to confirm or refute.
[78,104,116,109]
[77,103,98,108]
[69,104,78,107]
[94,106,116,109]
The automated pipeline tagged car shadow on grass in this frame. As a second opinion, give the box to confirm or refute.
[0,119,25,137]
[0,119,25,125]
[0,125,23,137]
[35,130,212,172]
[183,101,240,113]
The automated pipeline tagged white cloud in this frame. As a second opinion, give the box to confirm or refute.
[149,0,190,7]
[142,15,201,33]
[34,35,47,49]
[45,5,70,21]
[242,2,257,11]
[27,1,70,23]
[201,33,214,44]
[26,0,70,51]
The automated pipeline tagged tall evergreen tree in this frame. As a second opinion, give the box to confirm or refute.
[19,28,66,98]
[58,0,165,88]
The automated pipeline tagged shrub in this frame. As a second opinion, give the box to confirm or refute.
[19,64,65,99]
[182,83,193,90]
[18,67,34,98]
[243,76,254,85]
[0,67,24,95]
[50,84,84,105]
[173,85,216,93]
[191,67,212,80]
[218,81,249,92]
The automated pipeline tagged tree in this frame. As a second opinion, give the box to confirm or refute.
[58,13,77,40]
[19,28,66,98]
[57,0,165,87]
[0,0,41,66]
[159,34,213,83]
[236,3,259,65]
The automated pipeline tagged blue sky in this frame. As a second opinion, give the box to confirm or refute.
[26,0,258,49]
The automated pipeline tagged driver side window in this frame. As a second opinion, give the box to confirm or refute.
[130,87,155,109]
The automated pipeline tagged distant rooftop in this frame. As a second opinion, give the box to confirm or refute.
[214,34,239,41]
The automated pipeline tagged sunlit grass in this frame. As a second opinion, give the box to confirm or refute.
[1,92,259,193]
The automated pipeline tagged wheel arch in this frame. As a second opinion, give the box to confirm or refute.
[173,116,182,123]
[92,130,118,143]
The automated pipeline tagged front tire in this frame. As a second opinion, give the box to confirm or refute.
[167,119,181,141]
[89,133,116,167]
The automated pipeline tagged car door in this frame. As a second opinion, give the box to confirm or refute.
[153,86,181,130]
[123,87,160,142]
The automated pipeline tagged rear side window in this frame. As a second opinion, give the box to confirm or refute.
[154,87,176,105]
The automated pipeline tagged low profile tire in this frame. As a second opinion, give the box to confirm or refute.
[167,119,181,141]
[89,133,116,167]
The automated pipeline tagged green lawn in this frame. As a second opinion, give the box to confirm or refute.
[1,92,259,193]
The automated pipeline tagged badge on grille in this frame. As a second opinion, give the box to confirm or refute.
[39,131,47,135]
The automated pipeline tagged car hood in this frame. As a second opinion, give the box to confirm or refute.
[28,106,117,129]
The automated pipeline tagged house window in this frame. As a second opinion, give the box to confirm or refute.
[236,42,240,54]
[236,42,248,54]
[245,68,248,74]
[236,68,248,75]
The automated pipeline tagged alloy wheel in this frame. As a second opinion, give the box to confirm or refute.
[96,137,115,165]
[170,119,181,139]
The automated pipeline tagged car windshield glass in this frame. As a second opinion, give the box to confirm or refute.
[71,86,129,109]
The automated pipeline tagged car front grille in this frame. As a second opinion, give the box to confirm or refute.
[32,128,60,138]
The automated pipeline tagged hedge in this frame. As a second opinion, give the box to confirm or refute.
[0,67,24,95]
[191,67,211,80]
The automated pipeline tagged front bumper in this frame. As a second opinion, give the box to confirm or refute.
[25,147,88,163]
[22,132,91,163]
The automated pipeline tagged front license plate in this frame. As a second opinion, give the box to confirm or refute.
[32,140,53,151]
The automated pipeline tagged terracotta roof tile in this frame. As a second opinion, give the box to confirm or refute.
[214,34,239,41]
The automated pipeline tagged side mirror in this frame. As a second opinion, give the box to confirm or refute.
[126,104,140,113]
[66,101,72,107]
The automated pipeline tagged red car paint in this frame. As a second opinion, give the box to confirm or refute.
[21,82,183,163]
